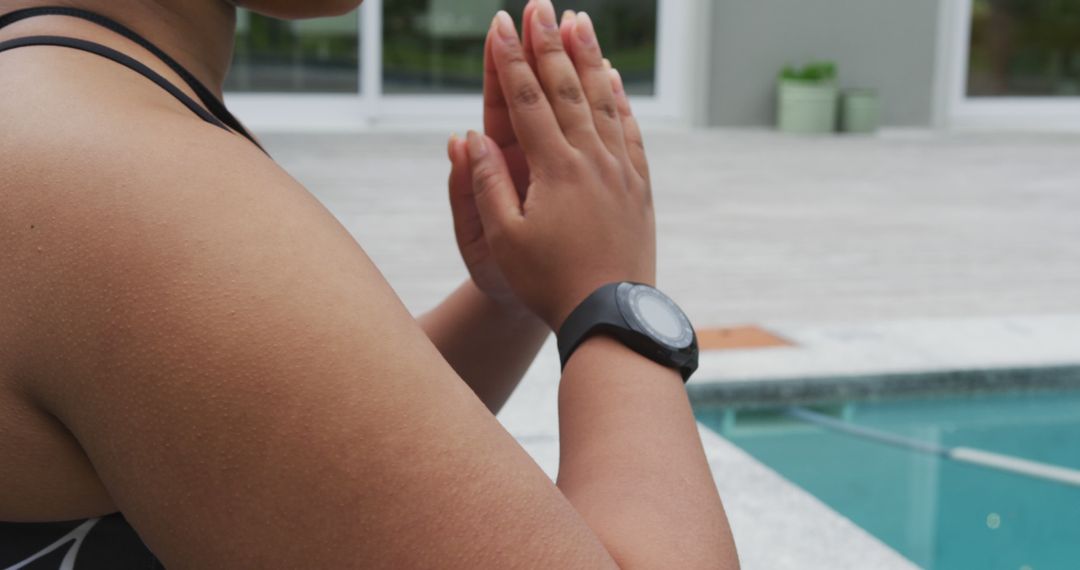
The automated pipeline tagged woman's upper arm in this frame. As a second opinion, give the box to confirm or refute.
[28,123,616,568]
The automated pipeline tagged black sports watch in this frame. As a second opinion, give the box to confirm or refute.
[556,282,698,382]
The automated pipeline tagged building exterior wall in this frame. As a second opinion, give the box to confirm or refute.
[706,0,942,127]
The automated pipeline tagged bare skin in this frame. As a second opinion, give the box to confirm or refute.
[0,0,739,567]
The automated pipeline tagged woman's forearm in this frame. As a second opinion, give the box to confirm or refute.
[556,336,740,569]
[418,279,549,413]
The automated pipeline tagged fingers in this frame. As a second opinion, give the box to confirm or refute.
[448,135,484,245]
[609,69,650,181]
[560,10,576,67]
[466,130,523,232]
[567,12,626,160]
[448,134,468,195]
[485,3,552,150]
[483,27,514,147]
[521,0,539,71]
[448,135,472,203]
[527,0,601,151]
[489,10,569,159]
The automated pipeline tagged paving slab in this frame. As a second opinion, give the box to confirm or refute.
[695,314,1080,384]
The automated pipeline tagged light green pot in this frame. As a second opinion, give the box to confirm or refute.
[840,89,880,134]
[777,80,838,135]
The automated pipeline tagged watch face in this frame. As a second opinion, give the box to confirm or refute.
[618,284,695,350]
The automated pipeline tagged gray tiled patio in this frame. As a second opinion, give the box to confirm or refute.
[264,129,1080,325]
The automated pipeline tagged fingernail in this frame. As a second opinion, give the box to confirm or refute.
[466,130,487,158]
[575,12,595,45]
[494,11,516,41]
[535,0,557,30]
[561,10,575,25]
[448,134,458,159]
[603,58,612,70]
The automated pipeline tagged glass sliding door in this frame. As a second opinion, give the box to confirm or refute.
[966,0,1080,97]
[227,9,360,93]
[221,1,684,129]
[381,0,658,95]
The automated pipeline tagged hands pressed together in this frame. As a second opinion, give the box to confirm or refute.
[447,0,656,332]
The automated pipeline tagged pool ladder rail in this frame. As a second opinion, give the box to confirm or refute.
[787,406,1080,489]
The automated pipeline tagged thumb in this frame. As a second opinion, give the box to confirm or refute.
[466,130,523,232]
[448,135,482,246]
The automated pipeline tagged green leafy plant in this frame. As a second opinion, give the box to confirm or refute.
[780,61,838,84]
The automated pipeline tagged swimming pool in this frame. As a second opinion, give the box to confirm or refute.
[694,389,1080,570]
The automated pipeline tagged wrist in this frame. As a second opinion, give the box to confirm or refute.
[564,335,683,383]
[464,278,544,327]
[549,275,656,332]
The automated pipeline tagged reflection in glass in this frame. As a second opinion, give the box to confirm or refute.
[226,10,359,93]
[967,0,1080,97]
[383,0,657,95]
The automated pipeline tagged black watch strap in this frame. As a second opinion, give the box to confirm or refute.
[557,283,625,369]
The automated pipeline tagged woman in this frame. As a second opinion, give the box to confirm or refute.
[0,0,739,567]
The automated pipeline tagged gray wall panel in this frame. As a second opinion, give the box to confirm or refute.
[707,0,941,127]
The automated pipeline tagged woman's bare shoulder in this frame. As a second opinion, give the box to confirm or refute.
[0,47,349,396]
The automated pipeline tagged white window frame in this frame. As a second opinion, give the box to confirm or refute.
[939,0,1080,131]
[224,0,690,131]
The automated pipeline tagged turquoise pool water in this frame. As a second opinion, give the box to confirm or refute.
[695,390,1080,570]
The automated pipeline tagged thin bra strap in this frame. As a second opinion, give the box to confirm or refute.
[0,6,263,151]
[0,35,229,131]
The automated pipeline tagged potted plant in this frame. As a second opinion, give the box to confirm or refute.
[840,88,880,134]
[777,62,838,134]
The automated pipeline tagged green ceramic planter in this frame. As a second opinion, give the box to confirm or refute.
[840,89,880,134]
[777,80,838,135]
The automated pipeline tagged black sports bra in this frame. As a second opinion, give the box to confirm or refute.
[1,6,266,568]
[0,515,160,569]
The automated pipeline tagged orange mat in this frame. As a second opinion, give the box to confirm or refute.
[697,325,792,351]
